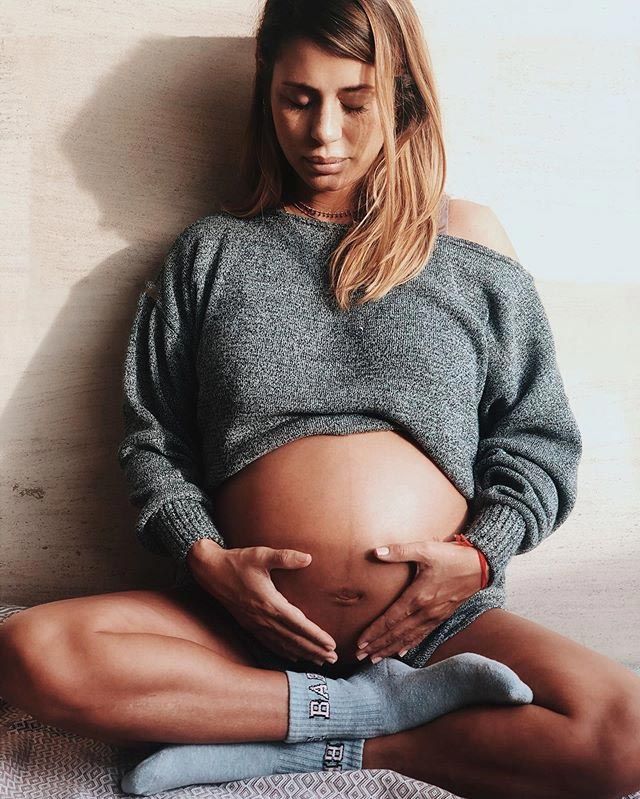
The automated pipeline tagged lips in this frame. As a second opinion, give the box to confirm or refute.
[305,157,347,164]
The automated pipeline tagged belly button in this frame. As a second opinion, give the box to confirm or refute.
[331,589,365,603]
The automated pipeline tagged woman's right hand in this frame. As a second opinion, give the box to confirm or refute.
[187,541,338,666]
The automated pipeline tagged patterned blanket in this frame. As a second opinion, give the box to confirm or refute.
[1,604,638,799]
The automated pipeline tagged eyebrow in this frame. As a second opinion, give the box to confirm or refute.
[281,81,374,93]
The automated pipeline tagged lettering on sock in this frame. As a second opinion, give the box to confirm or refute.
[305,672,331,720]
[322,741,345,771]
[309,683,329,701]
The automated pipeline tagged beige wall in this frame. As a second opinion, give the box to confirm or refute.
[1,2,638,664]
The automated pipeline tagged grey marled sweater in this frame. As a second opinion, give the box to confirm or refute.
[117,205,582,664]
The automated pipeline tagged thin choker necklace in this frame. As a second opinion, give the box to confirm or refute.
[288,199,355,221]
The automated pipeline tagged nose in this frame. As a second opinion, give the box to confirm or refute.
[309,101,344,145]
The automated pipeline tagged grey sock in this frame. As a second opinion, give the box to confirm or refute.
[284,651,534,743]
[120,737,365,795]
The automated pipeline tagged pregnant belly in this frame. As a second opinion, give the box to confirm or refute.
[211,430,470,667]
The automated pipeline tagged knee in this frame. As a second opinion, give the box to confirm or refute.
[571,686,640,799]
[0,609,92,720]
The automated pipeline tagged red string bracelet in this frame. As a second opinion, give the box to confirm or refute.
[452,533,490,589]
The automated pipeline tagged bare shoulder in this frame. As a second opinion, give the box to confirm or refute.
[447,198,520,262]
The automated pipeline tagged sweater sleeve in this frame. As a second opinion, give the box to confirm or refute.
[461,266,582,586]
[117,223,226,567]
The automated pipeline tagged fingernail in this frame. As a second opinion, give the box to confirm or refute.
[370,655,382,664]
[398,648,409,657]
[357,641,369,649]
[376,547,389,556]
[325,654,338,663]
[356,651,368,661]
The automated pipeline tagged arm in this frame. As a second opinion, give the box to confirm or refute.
[117,222,226,568]
[462,263,583,587]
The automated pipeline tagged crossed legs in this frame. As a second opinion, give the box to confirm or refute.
[1,588,639,799]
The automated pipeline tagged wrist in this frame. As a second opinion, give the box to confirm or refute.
[476,548,491,588]
[452,533,489,591]
[186,537,226,571]
[459,544,484,593]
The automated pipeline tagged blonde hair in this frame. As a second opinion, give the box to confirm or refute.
[221,0,447,310]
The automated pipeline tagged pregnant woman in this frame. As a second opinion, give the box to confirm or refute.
[2,1,640,797]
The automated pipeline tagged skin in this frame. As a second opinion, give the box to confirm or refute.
[270,35,382,216]
[210,430,478,668]
[1,35,640,799]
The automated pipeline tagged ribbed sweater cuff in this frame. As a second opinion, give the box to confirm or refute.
[462,503,527,585]
[151,499,226,565]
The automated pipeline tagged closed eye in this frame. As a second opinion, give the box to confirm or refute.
[283,99,368,116]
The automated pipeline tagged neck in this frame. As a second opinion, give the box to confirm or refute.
[284,186,355,217]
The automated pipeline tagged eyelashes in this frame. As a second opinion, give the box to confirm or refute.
[282,99,368,116]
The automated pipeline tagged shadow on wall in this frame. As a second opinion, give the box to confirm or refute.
[0,37,254,604]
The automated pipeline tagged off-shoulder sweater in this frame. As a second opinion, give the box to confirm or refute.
[117,204,582,592]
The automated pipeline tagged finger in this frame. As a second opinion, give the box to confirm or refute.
[356,590,422,650]
[262,588,337,651]
[262,547,312,570]
[255,626,309,664]
[276,601,337,653]
[375,541,429,563]
[362,614,436,661]
[359,608,422,655]
[370,631,430,661]
[264,619,338,664]
[255,628,301,663]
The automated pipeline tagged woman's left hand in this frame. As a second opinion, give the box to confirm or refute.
[355,539,484,663]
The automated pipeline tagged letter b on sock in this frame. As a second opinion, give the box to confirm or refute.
[309,699,330,719]
[322,742,345,771]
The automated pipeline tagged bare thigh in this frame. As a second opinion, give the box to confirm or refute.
[426,607,640,728]
[1,582,260,668]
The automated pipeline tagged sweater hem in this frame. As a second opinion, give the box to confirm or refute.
[210,414,403,487]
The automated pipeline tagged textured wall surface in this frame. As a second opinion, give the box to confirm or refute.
[1,1,638,662]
